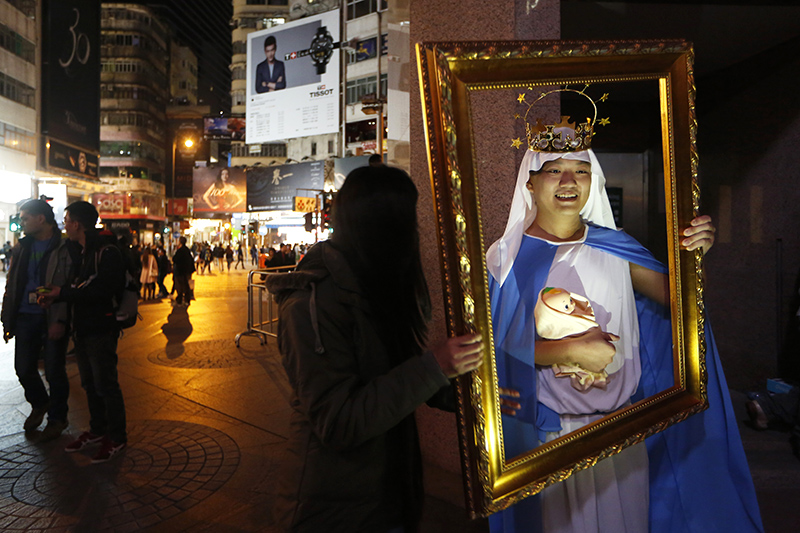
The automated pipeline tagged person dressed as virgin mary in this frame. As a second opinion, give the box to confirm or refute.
[486,108,762,533]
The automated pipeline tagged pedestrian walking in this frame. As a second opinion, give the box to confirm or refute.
[225,245,234,272]
[139,247,157,300]
[1,199,71,442]
[38,201,128,463]
[234,244,245,270]
[156,247,170,298]
[172,236,195,306]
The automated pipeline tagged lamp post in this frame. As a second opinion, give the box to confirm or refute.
[171,134,195,252]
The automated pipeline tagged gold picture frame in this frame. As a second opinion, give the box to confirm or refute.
[416,40,708,517]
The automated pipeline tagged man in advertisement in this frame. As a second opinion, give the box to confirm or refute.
[256,35,286,93]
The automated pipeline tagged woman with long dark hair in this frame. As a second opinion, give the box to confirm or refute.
[201,168,244,210]
[266,165,483,532]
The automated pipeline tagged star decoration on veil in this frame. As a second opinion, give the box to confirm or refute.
[511,138,523,149]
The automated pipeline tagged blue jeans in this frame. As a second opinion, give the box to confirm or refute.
[14,313,70,422]
[75,331,127,443]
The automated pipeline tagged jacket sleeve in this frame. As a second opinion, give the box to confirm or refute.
[59,246,125,306]
[46,244,70,326]
[0,243,22,331]
[278,288,450,451]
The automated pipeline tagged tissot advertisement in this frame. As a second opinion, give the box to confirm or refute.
[193,167,246,213]
[246,10,340,143]
[247,161,325,212]
[40,0,101,155]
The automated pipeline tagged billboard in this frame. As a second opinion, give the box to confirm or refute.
[333,155,370,189]
[246,10,340,143]
[193,167,246,213]
[45,139,99,180]
[247,161,324,212]
[40,0,101,156]
[203,117,246,141]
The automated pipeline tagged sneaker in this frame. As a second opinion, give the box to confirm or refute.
[39,419,68,442]
[24,402,50,431]
[64,431,104,452]
[91,437,126,463]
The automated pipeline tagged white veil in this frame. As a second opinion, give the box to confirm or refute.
[485,148,617,286]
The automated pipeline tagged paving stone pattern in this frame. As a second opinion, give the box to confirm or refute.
[0,420,239,532]
[147,339,255,369]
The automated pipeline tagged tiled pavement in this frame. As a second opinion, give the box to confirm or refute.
[0,267,798,532]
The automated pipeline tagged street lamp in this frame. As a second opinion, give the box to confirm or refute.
[171,133,197,251]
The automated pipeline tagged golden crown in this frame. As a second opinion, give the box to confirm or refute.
[512,85,610,152]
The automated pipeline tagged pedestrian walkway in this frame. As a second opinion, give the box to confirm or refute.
[0,268,798,531]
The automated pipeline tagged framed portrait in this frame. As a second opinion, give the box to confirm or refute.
[416,40,709,517]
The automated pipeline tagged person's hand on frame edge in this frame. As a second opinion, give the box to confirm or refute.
[433,333,484,379]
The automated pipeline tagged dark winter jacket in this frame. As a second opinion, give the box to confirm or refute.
[58,231,126,335]
[265,242,451,533]
[172,245,195,276]
[1,231,70,335]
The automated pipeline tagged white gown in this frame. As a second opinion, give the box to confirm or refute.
[528,233,649,533]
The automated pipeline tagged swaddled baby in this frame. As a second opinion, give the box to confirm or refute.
[534,287,609,391]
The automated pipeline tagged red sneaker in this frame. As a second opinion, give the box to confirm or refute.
[91,437,127,463]
[64,431,103,452]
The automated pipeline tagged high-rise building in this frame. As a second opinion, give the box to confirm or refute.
[0,0,39,243]
[99,3,169,185]
[97,3,169,243]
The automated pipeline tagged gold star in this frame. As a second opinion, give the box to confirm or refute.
[511,137,522,149]
[598,117,610,126]
[599,93,609,102]
[517,93,526,103]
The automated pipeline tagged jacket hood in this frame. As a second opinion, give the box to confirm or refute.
[265,241,362,303]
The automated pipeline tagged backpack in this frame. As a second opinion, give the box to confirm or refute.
[114,270,141,329]
[95,245,141,329]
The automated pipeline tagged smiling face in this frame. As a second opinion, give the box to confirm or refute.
[220,169,229,182]
[526,158,592,224]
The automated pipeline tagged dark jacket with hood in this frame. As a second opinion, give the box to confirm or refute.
[265,241,452,533]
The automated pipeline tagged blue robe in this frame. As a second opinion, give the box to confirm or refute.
[488,225,763,533]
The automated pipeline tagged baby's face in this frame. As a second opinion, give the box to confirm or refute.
[545,291,575,314]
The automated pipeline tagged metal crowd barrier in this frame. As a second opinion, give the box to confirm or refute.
[235,264,296,347]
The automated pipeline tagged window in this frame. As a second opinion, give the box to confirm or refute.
[0,121,36,154]
[7,0,35,18]
[347,0,387,20]
[0,72,35,108]
[328,140,334,154]
[345,120,376,144]
[0,23,35,63]
[232,41,247,55]
[232,67,246,80]
[346,76,377,105]
[311,142,317,156]
[232,90,246,106]
[231,143,287,158]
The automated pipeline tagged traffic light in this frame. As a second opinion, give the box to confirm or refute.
[248,220,259,234]
[304,212,315,232]
[321,193,335,230]
[9,214,21,233]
